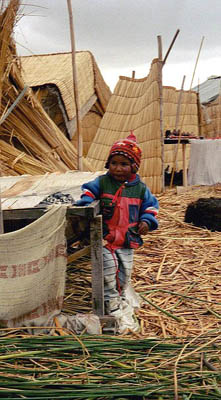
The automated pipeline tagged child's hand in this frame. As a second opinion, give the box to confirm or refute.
[138,221,149,235]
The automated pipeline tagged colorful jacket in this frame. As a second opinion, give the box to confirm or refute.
[76,173,159,250]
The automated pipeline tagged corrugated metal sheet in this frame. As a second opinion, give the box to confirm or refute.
[192,76,221,104]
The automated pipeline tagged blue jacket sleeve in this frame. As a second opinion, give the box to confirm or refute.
[75,176,101,206]
[139,187,159,231]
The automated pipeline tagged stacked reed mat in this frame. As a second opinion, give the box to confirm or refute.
[0,332,220,399]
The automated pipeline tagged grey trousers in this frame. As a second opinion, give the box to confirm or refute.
[103,247,134,302]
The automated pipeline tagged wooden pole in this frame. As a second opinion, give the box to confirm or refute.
[157,35,164,193]
[0,164,3,234]
[0,200,3,234]
[189,36,204,91]
[175,75,186,132]
[162,29,180,66]
[67,0,83,171]
[170,37,205,188]
[169,75,186,187]
[196,89,202,137]
[218,79,221,138]
[132,70,135,78]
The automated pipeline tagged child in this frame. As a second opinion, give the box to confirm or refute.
[76,132,159,333]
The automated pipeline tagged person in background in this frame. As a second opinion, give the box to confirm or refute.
[76,131,159,333]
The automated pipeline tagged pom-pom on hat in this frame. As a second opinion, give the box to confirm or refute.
[105,131,142,170]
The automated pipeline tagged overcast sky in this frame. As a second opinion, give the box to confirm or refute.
[14,0,221,91]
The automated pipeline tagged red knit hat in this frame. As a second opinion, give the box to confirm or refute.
[105,131,142,170]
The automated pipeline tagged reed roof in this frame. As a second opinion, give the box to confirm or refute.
[20,51,111,121]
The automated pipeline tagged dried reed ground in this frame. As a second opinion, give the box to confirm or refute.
[134,184,221,338]
[65,184,221,338]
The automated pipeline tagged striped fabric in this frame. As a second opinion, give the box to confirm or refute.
[103,247,134,302]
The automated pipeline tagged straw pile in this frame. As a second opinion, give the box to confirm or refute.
[0,139,55,175]
[0,0,93,175]
[63,185,221,340]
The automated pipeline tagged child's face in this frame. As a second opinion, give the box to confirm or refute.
[108,154,132,182]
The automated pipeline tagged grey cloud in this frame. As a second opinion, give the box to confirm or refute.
[14,0,221,88]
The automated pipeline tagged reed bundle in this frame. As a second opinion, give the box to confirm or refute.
[0,0,93,175]
[0,332,220,399]
[0,139,54,175]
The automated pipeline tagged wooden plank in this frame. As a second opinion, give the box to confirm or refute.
[68,200,100,218]
[3,200,100,221]
[90,215,104,316]
[0,189,3,234]
[99,316,117,334]
[3,208,47,220]
[182,143,188,187]
[67,245,91,263]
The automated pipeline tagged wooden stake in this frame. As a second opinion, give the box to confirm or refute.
[175,75,186,132]
[189,36,204,91]
[170,75,186,187]
[218,79,221,138]
[170,37,205,188]
[0,202,3,234]
[157,35,164,193]
[162,29,180,66]
[0,162,3,234]
[67,0,83,171]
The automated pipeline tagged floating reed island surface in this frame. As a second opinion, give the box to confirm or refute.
[64,184,221,339]
[0,185,220,399]
[133,184,221,338]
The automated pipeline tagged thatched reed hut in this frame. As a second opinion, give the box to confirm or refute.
[20,52,112,156]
